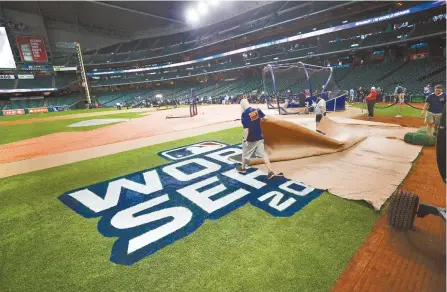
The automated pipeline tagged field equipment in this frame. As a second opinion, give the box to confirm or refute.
[388,106,446,229]
[166,88,198,119]
[262,62,346,115]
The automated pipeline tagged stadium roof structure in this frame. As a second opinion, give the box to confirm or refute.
[0,1,273,36]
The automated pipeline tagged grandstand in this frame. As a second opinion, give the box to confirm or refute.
[0,1,445,113]
[1,3,447,292]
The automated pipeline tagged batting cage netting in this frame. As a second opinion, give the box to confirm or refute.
[262,62,347,115]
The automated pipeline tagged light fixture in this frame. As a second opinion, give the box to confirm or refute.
[197,2,208,16]
[185,8,198,23]
[209,0,220,7]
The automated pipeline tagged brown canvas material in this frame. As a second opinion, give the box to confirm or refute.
[250,117,422,210]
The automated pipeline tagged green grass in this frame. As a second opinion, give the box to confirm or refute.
[0,107,122,122]
[349,102,423,117]
[0,128,380,292]
[0,112,144,144]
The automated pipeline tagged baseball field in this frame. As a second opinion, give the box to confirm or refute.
[0,104,445,292]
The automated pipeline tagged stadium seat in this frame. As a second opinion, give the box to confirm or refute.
[55,74,77,88]
[18,76,53,89]
[0,80,15,89]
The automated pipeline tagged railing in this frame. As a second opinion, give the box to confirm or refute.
[326,90,348,112]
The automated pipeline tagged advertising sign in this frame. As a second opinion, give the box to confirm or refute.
[409,53,429,60]
[53,66,77,72]
[16,36,48,62]
[17,74,35,79]
[28,107,48,114]
[2,109,25,116]
[56,42,76,49]
[21,64,52,71]
[0,88,58,93]
[0,27,16,69]
[0,75,15,79]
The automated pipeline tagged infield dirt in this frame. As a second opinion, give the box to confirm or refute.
[332,115,446,292]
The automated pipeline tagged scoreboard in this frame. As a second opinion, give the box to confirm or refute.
[0,27,16,69]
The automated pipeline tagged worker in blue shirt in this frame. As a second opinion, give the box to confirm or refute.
[421,84,446,136]
[238,99,282,180]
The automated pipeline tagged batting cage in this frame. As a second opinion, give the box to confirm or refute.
[152,93,179,111]
[166,88,198,119]
[262,62,347,115]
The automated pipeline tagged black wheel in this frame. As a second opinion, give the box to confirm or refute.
[388,190,419,230]
[436,106,446,183]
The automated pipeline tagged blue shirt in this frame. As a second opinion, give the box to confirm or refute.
[426,92,446,114]
[241,107,265,142]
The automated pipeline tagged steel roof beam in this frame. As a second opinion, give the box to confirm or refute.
[87,1,186,25]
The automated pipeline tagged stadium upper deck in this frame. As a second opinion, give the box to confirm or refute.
[87,8,445,84]
[0,1,445,100]
[61,1,418,67]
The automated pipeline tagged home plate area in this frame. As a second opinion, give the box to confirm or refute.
[59,142,324,266]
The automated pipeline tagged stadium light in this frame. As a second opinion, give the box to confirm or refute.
[186,8,199,23]
[197,2,208,16]
[209,0,220,7]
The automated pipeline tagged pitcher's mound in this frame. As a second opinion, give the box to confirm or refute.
[67,119,130,127]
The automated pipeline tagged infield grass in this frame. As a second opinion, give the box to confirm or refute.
[0,107,120,122]
[0,127,380,292]
[0,112,144,145]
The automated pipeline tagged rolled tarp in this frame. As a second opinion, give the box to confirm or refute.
[231,116,366,164]
[404,127,435,146]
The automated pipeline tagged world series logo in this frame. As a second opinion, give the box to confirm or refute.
[59,142,323,266]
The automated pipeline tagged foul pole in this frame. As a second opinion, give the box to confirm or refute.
[75,42,91,105]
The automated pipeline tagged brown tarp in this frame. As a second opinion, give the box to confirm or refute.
[245,117,422,210]
[245,116,367,164]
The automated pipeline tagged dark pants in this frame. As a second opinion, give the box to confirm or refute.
[367,100,375,117]
[316,112,326,123]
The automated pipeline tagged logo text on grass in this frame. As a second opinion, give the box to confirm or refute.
[59,142,323,266]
